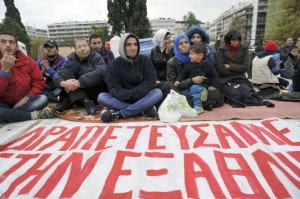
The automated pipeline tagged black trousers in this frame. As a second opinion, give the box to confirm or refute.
[58,69,107,103]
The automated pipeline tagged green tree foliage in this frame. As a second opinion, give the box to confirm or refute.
[265,0,300,45]
[107,0,151,38]
[229,16,246,33]
[182,11,200,30]
[0,17,31,51]
[3,0,25,29]
[273,0,300,44]
[2,0,31,50]
[30,38,45,60]
[228,16,246,43]
[59,38,76,48]
[89,25,111,42]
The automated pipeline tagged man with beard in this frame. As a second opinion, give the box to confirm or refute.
[89,34,115,65]
[0,32,53,122]
[53,38,107,115]
[37,40,67,102]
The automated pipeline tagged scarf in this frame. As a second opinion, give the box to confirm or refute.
[153,29,169,53]
[174,34,190,63]
[227,44,240,58]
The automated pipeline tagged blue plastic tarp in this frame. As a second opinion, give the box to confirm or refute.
[139,38,154,56]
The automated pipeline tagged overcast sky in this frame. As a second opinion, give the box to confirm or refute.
[0,0,245,29]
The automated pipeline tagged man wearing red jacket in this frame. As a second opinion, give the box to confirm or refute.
[0,32,53,122]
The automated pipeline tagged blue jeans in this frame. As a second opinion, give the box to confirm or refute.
[0,95,48,122]
[44,85,61,98]
[181,85,205,108]
[97,88,163,118]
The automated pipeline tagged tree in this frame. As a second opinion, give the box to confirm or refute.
[229,16,245,33]
[107,0,151,38]
[265,0,300,45]
[89,25,112,42]
[3,0,25,29]
[0,17,31,52]
[30,38,45,60]
[228,16,246,43]
[2,0,31,50]
[182,11,201,30]
[272,0,300,44]
[131,0,152,37]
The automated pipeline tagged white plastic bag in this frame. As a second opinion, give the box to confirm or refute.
[158,94,181,123]
[170,90,197,117]
[158,90,197,123]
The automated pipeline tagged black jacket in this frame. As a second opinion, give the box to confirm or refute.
[54,50,107,88]
[176,58,219,89]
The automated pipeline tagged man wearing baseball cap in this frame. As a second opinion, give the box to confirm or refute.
[252,41,289,89]
[37,40,67,102]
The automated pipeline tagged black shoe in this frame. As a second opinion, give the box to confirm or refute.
[83,99,98,115]
[101,110,122,122]
[144,106,158,117]
[204,103,213,111]
[48,97,60,103]
[54,98,73,114]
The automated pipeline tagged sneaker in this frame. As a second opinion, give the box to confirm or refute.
[143,106,158,117]
[54,98,73,114]
[101,110,122,122]
[200,88,208,102]
[32,107,54,119]
[194,106,205,115]
[83,99,99,115]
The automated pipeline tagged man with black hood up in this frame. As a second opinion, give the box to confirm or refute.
[98,33,163,123]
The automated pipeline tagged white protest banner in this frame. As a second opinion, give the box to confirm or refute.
[0,118,299,198]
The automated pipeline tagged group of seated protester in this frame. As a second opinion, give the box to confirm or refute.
[0,30,299,123]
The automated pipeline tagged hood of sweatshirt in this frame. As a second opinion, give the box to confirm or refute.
[119,33,140,62]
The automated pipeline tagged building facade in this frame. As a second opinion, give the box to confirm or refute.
[47,20,108,42]
[150,18,176,36]
[25,26,48,39]
[208,0,268,46]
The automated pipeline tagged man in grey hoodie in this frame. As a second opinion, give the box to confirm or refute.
[97,33,163,122]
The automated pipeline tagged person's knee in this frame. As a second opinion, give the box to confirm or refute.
[57,69,75,80]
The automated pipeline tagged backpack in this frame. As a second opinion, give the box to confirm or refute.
[221,79,274,108]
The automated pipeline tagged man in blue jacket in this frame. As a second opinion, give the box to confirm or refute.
[89,34,115,66]
[53,38,107,115]
[97,33,163,122]
[37,40,67,102]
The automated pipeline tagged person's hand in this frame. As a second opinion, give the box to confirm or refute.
[166,41,174,53]
[61,79,80,93]
[208,86,216,91]
[41,60,50,70]
[0,53,17,72]
[224,64,230,69]
[276,61,282,66]
[174,81,180,87]
[13,96,30,108]
[70,79,80,91]
[156,80,161,85]
[192,75,206,84]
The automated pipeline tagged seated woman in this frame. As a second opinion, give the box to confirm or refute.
[216,29,273,107]
[167,34,223,110]
[150,29,178,104]
[185,25,216,67]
